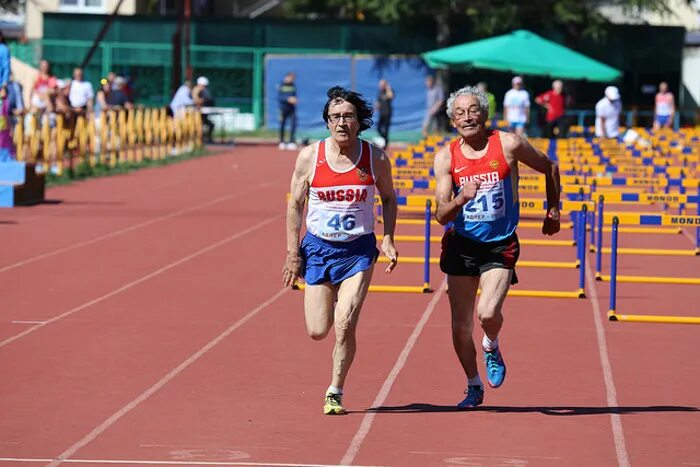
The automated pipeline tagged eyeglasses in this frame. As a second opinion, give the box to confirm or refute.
[452,107,482,119]
[328,113,357,124]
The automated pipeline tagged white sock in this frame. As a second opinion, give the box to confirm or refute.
[467,375,483,388]
[327,385,343,395]
[482,335,499,352]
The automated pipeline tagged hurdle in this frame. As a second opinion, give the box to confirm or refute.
[292,200,434,293]
[607,217,700,325]
[593,198,700,275]
[381,206,589,298]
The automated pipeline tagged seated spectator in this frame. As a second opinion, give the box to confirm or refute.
[169,80,193,118]
[106,76,133,110]
[192,76,215,142]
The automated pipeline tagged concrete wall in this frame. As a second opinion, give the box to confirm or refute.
[25,0,136,39]
[682,46,700,107]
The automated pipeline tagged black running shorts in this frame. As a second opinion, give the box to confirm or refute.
[439,228,520,284]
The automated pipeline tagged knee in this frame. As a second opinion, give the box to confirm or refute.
[477,306,503,327]
[307,327,330,341]
[451,317,474,339]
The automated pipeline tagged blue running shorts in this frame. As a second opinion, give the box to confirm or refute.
[300,232,379,286]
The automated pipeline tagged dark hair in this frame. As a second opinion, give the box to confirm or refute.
[322,86,373,133]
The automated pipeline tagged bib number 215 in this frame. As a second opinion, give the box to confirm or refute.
[327,214,356,231]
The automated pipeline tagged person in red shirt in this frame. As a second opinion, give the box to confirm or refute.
[535,80,567,138]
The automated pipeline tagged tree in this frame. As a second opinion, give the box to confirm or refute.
[283,0,694,45]
[0,0,22,14]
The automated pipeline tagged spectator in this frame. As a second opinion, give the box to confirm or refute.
[476,82,496,121]
[0,31,10,88]
[192,76,215,143]
[30,59,57,114]
[0,86,14,161]
[54,79,72,121]
[169,80,193,118]
[653,81,675,131]
[7,72,24,128]
[422,75,444,138]
[375,79,393,149]
[106,76,133,110]
[277,71,297,150]
[535,79,567,138]
[595,86,622,139]
[68,67,94,114]
[94,78,111,118]
[503,76,530,135]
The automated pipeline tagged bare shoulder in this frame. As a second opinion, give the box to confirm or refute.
[433,145,452,174]
[498,130,530,159]
[294,144,316,182]
[368,142,391,166]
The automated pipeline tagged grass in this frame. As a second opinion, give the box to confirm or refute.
[45,148,208,187]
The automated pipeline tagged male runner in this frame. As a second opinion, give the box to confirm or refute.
[283,86,399,415]
[434,85,560,409]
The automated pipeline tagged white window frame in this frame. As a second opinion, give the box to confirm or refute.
[58,0,107,14]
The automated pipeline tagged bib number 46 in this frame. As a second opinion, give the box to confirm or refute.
[327,214,356,231]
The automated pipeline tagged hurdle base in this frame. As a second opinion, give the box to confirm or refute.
[608,311,700,325]
[292,283,431,294]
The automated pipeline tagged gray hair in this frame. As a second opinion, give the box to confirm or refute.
[446,86,489,119]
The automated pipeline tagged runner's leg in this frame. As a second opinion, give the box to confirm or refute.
[447,275,480,378]
[304,282,337,340]
[330,266,374,389]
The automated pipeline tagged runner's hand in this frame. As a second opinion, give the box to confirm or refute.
[542,209,561,235]
[381,236,399,274]
[455,180,480,206]
[282,251,302,287]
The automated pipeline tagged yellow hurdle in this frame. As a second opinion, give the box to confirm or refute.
[598,275,700,285]
[608,311,700,325]
[394,219,575,229]
[377,256,579,269]
[591,246,697,256]
[388,234,575,247]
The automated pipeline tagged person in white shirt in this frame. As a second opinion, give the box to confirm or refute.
[169,80,193,118]
[595,86,622,138]
[503,76,530,135]
[68,68,94,113]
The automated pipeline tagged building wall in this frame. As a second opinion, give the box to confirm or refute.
[682,46,700,106]
[25,0,137,40]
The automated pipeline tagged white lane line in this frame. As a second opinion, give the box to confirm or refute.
[0,182,272,274]
[0,216,278,349]
[11,320,47,324]
[0,458,381,467]
[46,287,290,467]
[585,261,631,467]
[340,279,447,466]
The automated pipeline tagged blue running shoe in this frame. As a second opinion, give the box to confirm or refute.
[484,347,506,388]
[457,385,484,409]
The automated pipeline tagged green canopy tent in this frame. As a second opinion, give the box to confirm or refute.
[422,30,622,81]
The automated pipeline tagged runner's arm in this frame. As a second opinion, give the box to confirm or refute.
[373,148,399,273]
[434,147,479,225]
[283,146,313,286]
[502,132,561,235]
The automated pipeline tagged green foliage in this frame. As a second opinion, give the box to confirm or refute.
[0,0,21,13]
[282,0,692,40]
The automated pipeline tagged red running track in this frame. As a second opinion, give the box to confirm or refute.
[0,145,698,467]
